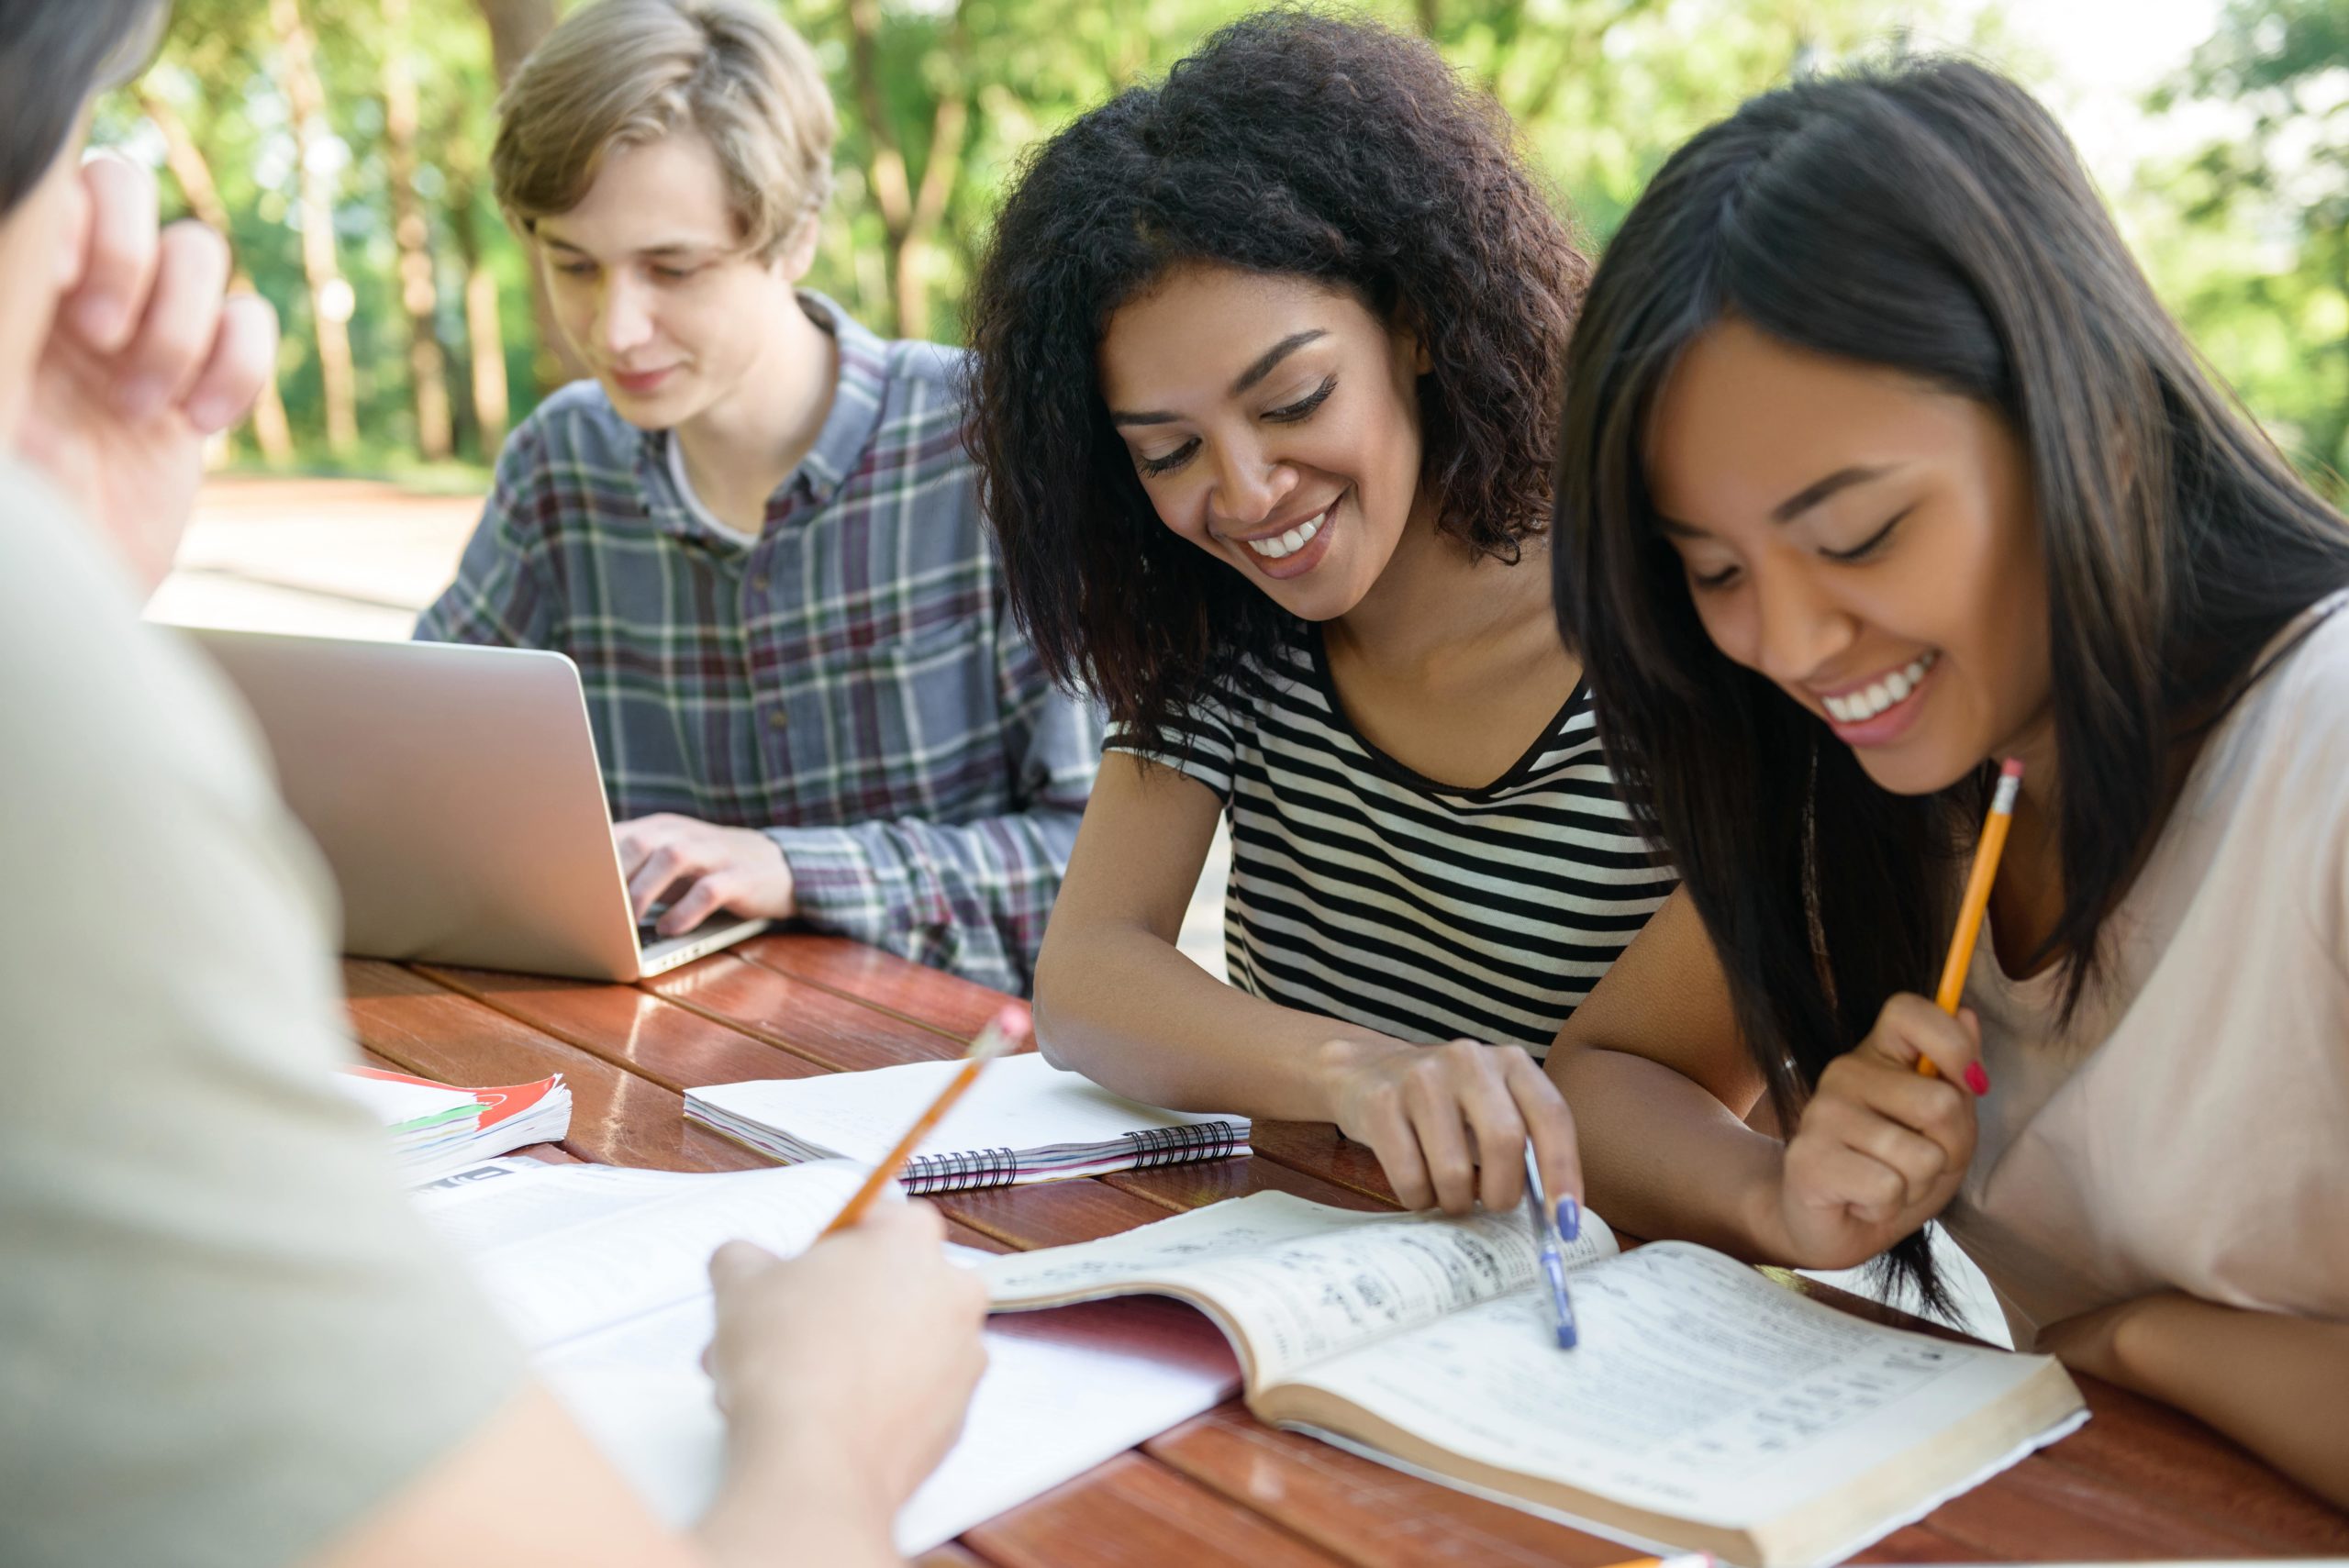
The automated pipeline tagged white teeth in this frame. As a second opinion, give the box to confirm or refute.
[1824,651,1937,725]
[1244,507,1328,560]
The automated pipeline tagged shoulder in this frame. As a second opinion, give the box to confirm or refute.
[2195,593,2349,876]
[884,334,968,395]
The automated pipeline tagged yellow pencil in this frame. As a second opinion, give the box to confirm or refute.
[1920,756,2023,1082]
[818,1000,1033,1237]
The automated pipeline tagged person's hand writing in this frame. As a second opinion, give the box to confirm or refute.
[1317,1036,1584,1226]
[16,155,276,594]
[696,1201,987,1561]
[1761,993,1984,1271]
[614,812,796,935]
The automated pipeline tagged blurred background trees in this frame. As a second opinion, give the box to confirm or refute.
[95,0,2348,499]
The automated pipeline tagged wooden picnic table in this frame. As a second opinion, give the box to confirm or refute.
[344,935,2349,1566]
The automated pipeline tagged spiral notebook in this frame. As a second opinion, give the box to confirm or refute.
[684,1053,1249,1191]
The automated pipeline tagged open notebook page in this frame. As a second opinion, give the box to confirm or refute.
[691,1051,1241,1162]
[538,1279,1241,1555]
[1277,1241,2082,1560]
[983,1191,1619,1385]
[413,1158,868,1351]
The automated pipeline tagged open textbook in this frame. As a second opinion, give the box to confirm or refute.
[410,1158,1241,1552]
[982,1192,2088,1567]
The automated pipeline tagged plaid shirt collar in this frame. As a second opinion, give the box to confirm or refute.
[637,292,891,546]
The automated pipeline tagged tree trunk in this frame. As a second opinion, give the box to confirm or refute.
[473,0,587,395]
[445,180,510,456]
[845,0,967,340]
[272,0,359,457]
[135,84,295,464]
[381,0,453,460]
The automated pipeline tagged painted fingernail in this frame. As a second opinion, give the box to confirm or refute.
[1964,1061,1991,1095]
[1556,1195,1581,1241]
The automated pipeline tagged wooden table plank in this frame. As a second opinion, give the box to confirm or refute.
[737,933,1008,1038]
[1146,1404,1629,1567]
[1108,1153,1394,1217]
[644,950,979,1067]
[422,962,840,1089]
[346,960,778,1173]
[1245,1121,1398,1205]
[2031,1377,2349,1553]
[960,1449,1349,1568]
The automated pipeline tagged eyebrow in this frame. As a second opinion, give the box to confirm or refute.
[540,235,718,260]
[1108,328,1330,428]
[1654,463,1904,539]
[1769,463,1900,523]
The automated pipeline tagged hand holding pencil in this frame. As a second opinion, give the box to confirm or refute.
[1758,761,2019,1273]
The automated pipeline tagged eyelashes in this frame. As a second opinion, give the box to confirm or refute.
[1132,375,1340,478]
[1685,506,1916,592]
[1264,375,1337,424]
[1821,506,1913,563]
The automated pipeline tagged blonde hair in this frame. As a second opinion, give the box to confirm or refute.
[492,0,836,261]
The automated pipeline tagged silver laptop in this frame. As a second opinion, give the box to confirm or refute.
[191,628,768,981]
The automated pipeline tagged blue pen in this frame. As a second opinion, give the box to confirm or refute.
[1520,1145,1578,1350]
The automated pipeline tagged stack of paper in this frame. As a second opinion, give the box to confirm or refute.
[685,1052,1249,1191]
[336,1066,573,1184]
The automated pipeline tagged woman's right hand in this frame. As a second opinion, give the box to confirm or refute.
[1318,1036,1584,1226]
[700,1200,988,1545]
[1763,993,1985,1271]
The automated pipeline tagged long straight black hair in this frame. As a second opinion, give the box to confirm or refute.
[1553,58,2349,1310]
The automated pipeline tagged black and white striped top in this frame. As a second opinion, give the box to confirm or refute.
[1108,633,1677,1057]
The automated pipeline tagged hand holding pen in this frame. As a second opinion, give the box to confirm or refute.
[1762,761,2018,1273]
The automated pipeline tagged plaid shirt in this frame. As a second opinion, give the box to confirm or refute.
[416,295,1101,995]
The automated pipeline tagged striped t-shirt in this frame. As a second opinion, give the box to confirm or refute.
[1108,633,1675,1057]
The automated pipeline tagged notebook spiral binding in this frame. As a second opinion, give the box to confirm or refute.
[1120,1120,1246,1169]
[903,1146,1023,1192]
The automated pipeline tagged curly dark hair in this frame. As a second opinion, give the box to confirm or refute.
[965,9,1586,745]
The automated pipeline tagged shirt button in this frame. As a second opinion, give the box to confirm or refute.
[768,710,789,730]
[751,574,771,593]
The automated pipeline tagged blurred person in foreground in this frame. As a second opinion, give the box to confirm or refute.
[417,0,1100,996]
[0,5,985,1565]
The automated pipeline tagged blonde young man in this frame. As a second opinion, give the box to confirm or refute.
[418,0,1099,995]
[1,6,985,1567]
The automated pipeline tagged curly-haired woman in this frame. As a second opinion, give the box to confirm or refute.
[965,12,1675,1219]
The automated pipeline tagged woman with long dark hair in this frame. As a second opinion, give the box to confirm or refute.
[1548,58,2349,1501]
[968,12,1676,1216]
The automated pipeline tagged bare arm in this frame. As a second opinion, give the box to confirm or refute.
[1544,888,1985,1273]
[1036,751,1585,1216]
[1542,887,1785,1253]
[2042,1293,2349,1507]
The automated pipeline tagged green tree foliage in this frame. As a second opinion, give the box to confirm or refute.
[2145,0,2349,498]
[90,0,2338,498]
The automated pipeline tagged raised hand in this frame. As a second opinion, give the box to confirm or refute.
[15,154,276,593]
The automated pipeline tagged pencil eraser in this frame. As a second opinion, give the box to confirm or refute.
[995,1001,1033,1040]
[1999,757,2025,780]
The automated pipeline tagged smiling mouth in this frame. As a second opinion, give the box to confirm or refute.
[1238,504,1332,561]
[1820,650,1938,725]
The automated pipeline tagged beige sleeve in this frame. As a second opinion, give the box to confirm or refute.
[0,467,524,1568]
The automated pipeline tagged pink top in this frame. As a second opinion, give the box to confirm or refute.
[1943,591,2349,1347]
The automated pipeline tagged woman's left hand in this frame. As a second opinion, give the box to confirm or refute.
[2034,1292,2178,1387]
